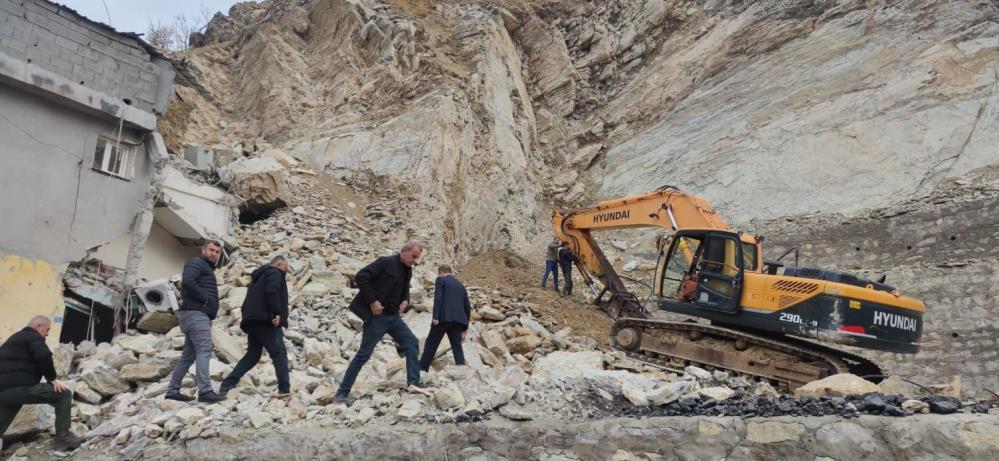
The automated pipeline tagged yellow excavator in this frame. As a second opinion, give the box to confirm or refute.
[553,186,925,389]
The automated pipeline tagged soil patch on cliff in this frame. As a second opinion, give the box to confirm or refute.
[459,250,613,347]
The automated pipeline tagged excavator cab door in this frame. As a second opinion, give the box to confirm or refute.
[692,232,744,314]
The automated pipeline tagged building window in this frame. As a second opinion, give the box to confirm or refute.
[92,136,136,179]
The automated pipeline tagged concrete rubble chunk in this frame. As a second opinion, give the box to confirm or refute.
[397,399,424,421]
[794,373,879,398]
[74,381,103,404]
[878,375,924,399]
[648,380,700,406]
[478,306,506,321]
[684,366,713,382]
[176,407,206,425]
[499,404,534,421]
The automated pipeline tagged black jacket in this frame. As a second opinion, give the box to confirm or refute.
[0,327,57,391]
[240,265,289,329]
[349,255,411,322]
[432,275,471,327]
[180,255,219,320]
[558,246,577,271]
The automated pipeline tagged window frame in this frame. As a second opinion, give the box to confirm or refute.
[91,135,136,180]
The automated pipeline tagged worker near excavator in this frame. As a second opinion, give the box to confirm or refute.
[337,241,426,404]
[0,316,85,451]
[541,237,561,291]
[419,265,471,372]
[558,241,577,297]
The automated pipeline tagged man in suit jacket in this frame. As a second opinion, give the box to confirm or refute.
[337,241,425,404]
[220,255,291,398]
[419,265,471,371]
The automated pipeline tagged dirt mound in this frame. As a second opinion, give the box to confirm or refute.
[459,250,612,347]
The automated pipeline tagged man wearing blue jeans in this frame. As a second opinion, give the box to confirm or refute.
[541,237,560,291]
[166,241,226,403]
[336,241,425,404]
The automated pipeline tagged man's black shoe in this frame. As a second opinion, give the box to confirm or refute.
[197,391,226,403]
[333,393,354,406]
[219,383,235,395]
[164,391,195,402]
[409,382,429,389]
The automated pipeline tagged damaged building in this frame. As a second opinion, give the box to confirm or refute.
[0,0,232,345]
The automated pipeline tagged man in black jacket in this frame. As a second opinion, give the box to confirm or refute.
[558,241,577,297]
[336,241,424,404]
[219,256,290,397]
[166,240,226,403]
[0,316,84,451]
[419,265,471,372]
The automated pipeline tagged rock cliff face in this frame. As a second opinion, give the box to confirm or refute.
[159,0,999,388]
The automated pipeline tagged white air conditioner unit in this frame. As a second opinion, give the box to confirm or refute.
[135,279,180,313]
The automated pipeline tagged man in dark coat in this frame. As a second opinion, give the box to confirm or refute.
[541,237,560,291]
[419,265,471,371]
[558,241,578,296]
[336,241,424,404]
[0,316,84,451]
[220,256,291,398]
[167,240,226,403]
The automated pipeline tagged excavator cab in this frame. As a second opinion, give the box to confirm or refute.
[657,230,748,314]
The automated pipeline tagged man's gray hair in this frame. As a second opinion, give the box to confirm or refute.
[270,255,287,265]
[28,315,50,328]
[204,240,223,248]
[401,240,423,253]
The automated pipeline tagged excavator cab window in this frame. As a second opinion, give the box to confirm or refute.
[693,233,744,314]
[659,236,702,298]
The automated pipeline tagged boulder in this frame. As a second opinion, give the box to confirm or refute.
[136,312,179,333]
[506,335,542,355]
[74,381,102,404]
[434,385,466,410]
[51,343,74,377]
[175,407,206,425]
[115,334,160,356]
[699,386,736,401]
[120,362,173,382]
[300,282,331,298]
[4,405,52,440]
[478,307,506,321]
[212,326,244,364]
[878,375,924,399]
[81,362,130,396]
[481,330,510,358]
[220,157,290,214]
[534,351,603,381]
[397,399,424,421]
[648,380,700,406]
[684,366,713,382]
[794,373,879,398]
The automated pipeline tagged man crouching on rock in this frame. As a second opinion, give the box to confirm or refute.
[336,241,426,405]
[0,316,84,451]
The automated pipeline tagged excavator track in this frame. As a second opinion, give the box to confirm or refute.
[609,318,883,391]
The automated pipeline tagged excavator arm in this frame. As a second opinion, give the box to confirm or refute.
[552,186,735,318]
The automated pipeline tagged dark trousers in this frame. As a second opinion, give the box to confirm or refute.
[541,260,559,290]
[222,323,290,393]
[560,266,573,295]
[419,322,466,371]
[337,314,419,396]
[0,384,72,437]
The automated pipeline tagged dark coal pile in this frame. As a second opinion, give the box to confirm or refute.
[620,393,986,419]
